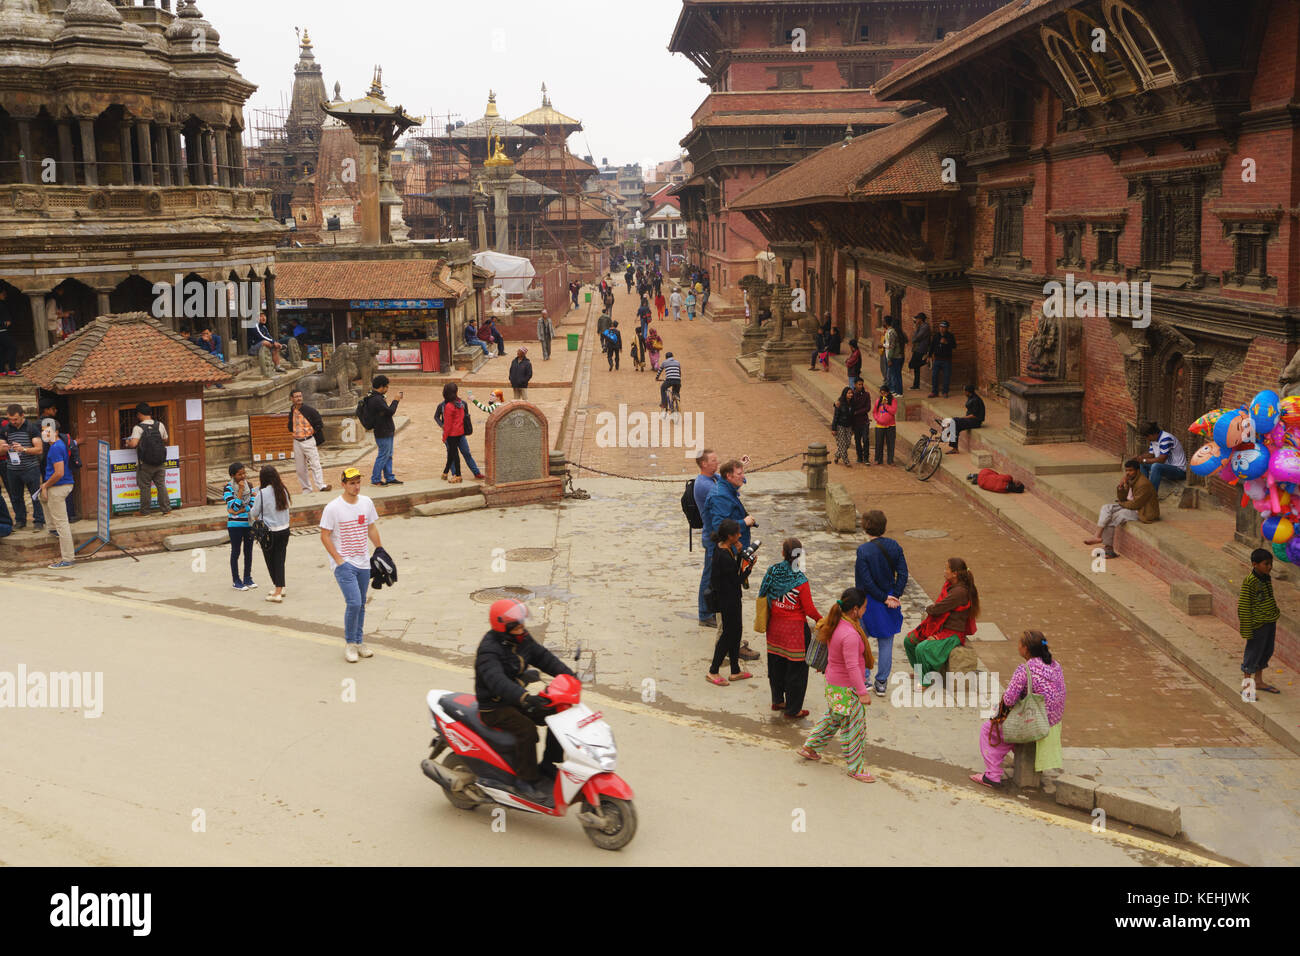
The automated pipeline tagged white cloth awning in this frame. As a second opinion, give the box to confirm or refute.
[472,251,537,294]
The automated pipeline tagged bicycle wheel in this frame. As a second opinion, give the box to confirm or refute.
[919,443,944,481]
[906,437,928,472]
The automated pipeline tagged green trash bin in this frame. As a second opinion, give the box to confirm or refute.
[567,332,580,351]
[584,291,592,303]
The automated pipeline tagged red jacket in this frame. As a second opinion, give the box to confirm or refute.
[436,399,468,439]
[977,468,1013,493]
[766,581,821,661]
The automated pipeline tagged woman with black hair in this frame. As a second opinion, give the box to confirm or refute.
[251,465,292,602]
[831,387,855,467]
[904,557,980,685]
[706,518,750,686]
[972,629,1067,789]
[434,382,482,483]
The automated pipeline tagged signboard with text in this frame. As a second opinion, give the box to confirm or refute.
[109,447,181,514]
[249,414,295,464]
[350,299,444,310]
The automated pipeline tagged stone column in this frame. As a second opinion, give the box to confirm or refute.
[96,290,111,318]
[265,273,279,341]
[27,293,49,353]
[118,122,136,185]
[57,121,75,186]
[472,190,489,253]
[492,183,510,254]
[1136,341,1153,444]
[203,129,218,187]
[135,121,154,185]
[213,127,230,188]
[355,135,382,245]
[169,127,186,185]
[78,119,98,186]
[1187,354,1214,487]
[17,119,34,184]
[156,124,172,187]
[229,132,245,187]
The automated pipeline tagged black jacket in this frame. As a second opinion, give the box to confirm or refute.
[965,393,987,424]
[286,403,326,446]
[475,630,575,710]
[710,544,744,613]
[832,402,854,430]
[509,357,533,389]
[363,391,399,439]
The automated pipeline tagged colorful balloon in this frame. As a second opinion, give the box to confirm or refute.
[1189,407,1232,436]
[1264,516,1295,544]
[1286,535,1300,564]
[1213,408,1251,451]
[1280,395,1300,427]
[1232,446,1270,480]
[1274,541,1292,564]
[1251,390,1281,434]
[1270,445,1300,484]
[1189,441,1227,476]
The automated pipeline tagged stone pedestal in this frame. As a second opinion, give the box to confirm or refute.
[741,325,767,357]
[805,442,828,491]
[1004,378,1085,444]
[759,339,809,381]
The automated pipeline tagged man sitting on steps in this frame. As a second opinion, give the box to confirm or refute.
[1083,459,1158,560]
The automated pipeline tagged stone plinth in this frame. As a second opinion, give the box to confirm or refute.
[758,339,807,381]
[1004,378,1085,444]
[484,401,562,505]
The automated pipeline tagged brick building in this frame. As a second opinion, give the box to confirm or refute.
[668,0,1002,313]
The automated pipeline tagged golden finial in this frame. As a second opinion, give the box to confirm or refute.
[301,28,312,48]
[485,90,500,119]
[369,65,384,99]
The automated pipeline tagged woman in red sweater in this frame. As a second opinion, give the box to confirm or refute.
[758,538,822,718]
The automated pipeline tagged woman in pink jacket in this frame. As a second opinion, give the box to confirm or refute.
[797,587,877,782]
[873,388,898,465]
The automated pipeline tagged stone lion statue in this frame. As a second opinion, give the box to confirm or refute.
[300,339,381,400]
[1279,351,1300,398]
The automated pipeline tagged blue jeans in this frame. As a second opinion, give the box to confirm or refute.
[698,531,713,621]
[930,359,952,395]
[473,338,491,356]
[867,621,894,693]
[1142,462,1185,492]
[887,358,904,395]
[448,435,481,478]
[333,562,371,644]
[372,435,395,483]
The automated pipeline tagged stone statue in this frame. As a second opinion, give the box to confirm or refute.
[1279,351,1300,397]
[1026,312,1059,379]
[256,343,274,379]
[286,336,303,368]
[299,339,381,404]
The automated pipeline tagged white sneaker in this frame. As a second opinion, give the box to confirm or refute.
[344,644,359,663]
[356,644,374,658]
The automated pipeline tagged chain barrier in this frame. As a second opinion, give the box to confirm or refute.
[561,450,807,489]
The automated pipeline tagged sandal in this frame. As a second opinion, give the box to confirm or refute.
[705,674,729,687]
[849,771,876,783]
[796,747,820,761]
[1258,683,1281,694]
[969,773,1001,789]
[770,703,784,712]
[729,672,753,681]
[782,710,810,719]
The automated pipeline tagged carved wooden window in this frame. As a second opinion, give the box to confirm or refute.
[1104,0,1176,88]
[1041,28,1100,105]
[859,22,870,42]
[988,188,1030,268]
[1055,221,1085,269]
[1066,11,1137,97]
[1142,181,1201,273]
[847,63,879,88]
[771,68,809,90]
[1222,222,1277,290]
[1092,224,1124,272]
[781,128,799,145]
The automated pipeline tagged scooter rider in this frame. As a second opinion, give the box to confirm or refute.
[476,599,576,789]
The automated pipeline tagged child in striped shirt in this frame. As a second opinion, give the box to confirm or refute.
[224,461,256,591]
[1238,548,1281,694]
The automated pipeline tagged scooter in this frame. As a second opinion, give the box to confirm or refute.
[420,671,637,850]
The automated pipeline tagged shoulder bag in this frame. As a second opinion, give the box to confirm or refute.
[998,664,1051,744]
[753,595,769,633]
[250,488,273,550]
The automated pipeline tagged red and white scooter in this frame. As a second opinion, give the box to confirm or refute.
[420,673,637,850]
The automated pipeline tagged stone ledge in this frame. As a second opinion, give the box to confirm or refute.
[1170,580,1213,616]
[1096,785,1182,837]
[413,495,486,517]
[163,530,229,552]
[825,482,857,532]
[1053,774,1098,811]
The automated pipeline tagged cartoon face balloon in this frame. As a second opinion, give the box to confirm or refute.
[1231,445,1270,481]
[1251,390,1281,435]
[1189,441,1227,476]
[1213,409,1252,451]
[1270,445,1300,484]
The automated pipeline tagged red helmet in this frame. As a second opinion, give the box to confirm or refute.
[489,599,529,634]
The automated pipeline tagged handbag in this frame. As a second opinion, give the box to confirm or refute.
[753,595,769,633]
[250,489,273,549]
[998,665,1051,744]
[807,625,829,673]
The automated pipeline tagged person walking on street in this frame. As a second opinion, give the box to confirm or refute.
[362,375,403,486]
[646,326,663,373]
[5,404,46,530]
[251,465,292,603]
[537,310,554,361]
[686,289,697,321]
[287,389,330,494]
[909,313,932,390]
[224,462,256,591]
[693,449,720,628]
[654,290,666,321]
[38,419,76,569]
[760,538,821,719]
[637,297,652,342]
[704,458,761,661]
[797,587,876,782]
[1238,548,1282,695]
[670,287,683,322]
[855,510,908,696]
[928,320,956,398]
[509,347,533,400]
[123,402,169,518]
[873,388,897,465]
[851,379,872,465]
[320,466,383,663]
[950,383,986,453]
[705,519,750,686]
[434,383,483,483]
[603,320,622,371]
[831,387,855,467]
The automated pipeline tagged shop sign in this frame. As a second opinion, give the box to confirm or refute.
[276,299,310,310]
[350,299,445,310]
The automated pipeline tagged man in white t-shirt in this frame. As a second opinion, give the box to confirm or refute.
[320,466,383,663]
[1138,421,1188,492]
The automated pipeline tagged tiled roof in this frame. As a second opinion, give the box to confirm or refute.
[21,313,234,393]
[544,197,614,222]
[516,149,597,174]
[731,110,955,210]
[693,110,902,128]
[274,259,467,302]
[875,0,1068,99]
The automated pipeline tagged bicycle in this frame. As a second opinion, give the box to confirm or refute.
[906,418,949,482]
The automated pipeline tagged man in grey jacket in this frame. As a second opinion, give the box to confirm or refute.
[537,310,554,360]
[909,313,932,391]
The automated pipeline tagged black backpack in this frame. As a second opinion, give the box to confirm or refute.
[138,422,166,467]
[682,479,704,551]
[356,394,375,431]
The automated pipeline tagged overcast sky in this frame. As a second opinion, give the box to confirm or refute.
[213,0,703,172]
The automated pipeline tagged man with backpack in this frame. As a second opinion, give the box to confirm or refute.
[690,449,720,627]
[4,404,46,530]
[125,402,170,518]
[39,399,80,523]
[358,375,403,487]
[602,320,622,371]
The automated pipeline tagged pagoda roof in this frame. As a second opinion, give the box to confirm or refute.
[513,87,583,132]
[275,258,466,302]
[22,313,233,393]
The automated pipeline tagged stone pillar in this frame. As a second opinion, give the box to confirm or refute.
[156,124,172,187]
[135,121,154,185]
[17,119,34,184]
[170,127,186,185]
[355,136,381,244]
[78,119,98,186]
[27,293,49,353]
[203,129,218,187]
[213,127,230,188]
[57,121,76,186]
[472,190,489,253]
[229,132,245,187]
[119,122,135,185]
[265,273,279,341]
[96,290,111,318]
[493,183,510,254]
[1187,354,1214,487]
[1136,342,1153,448]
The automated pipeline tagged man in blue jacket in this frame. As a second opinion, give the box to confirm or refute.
[693,449,719,627]
[704,458,759,660]
[854,509,908,696]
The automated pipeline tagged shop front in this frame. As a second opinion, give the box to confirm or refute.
[350,299,449,372]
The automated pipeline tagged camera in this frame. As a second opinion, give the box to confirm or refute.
[740,539,760,589]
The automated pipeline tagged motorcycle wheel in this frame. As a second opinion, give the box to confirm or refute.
[580,797,637,851]
[440,755,480,811]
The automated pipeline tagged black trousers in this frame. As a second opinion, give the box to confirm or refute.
[607,348,620,370]
[911,360,927,389]
[769,627,810,715]
[875,426,896,464]
[260,528,290,588]
[481,705,563,782]
[853,422,870,462]
[953,417,982,445]
[228,527,253,584]
[0,333,16,373]
[711,603,743,674]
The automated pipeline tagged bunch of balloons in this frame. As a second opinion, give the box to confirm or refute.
[1189,389,1300,560]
